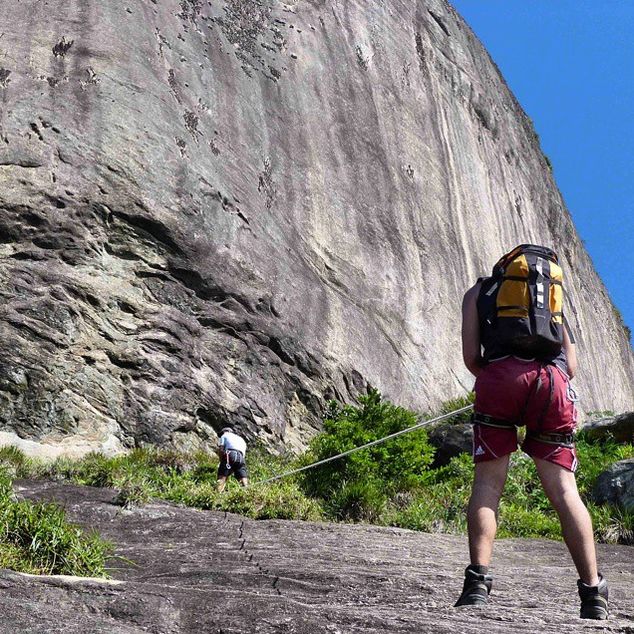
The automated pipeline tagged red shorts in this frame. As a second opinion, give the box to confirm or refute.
[473,357,579,472]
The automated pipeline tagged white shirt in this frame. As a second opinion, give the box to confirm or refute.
[219,431,247,455]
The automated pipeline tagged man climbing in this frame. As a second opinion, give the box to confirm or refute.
[455,244,608,620]
[216,426,249,492]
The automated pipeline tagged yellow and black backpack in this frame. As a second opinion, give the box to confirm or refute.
[477,244,565,360]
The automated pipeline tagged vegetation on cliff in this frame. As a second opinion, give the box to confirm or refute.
[0,391,632,577]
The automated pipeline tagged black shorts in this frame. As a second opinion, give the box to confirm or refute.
[217,450,248,479]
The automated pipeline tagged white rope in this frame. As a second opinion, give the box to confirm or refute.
[254,403,473,486]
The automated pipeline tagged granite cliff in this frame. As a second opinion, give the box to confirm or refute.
[0,0,632,455]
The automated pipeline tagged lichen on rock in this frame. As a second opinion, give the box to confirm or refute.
[0,0,632,457]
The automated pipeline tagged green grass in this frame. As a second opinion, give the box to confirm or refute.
[1,392,632,551]
[0,444,323,522]
[0,469,112,576]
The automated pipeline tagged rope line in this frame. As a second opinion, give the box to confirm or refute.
[254,403,474,486]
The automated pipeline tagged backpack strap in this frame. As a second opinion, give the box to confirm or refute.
[527,255,539,336]
[563,314,576,344]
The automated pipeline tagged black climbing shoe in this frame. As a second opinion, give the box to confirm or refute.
[454,564,493,607]
[578,575,609,620]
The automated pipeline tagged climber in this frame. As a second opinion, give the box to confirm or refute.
[216,426,249,492]
[455,244,608,619]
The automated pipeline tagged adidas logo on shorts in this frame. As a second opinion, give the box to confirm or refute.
[475,445,486,456]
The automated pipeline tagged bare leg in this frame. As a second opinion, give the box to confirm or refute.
[217,476,228,493]
[239,477,248,488]
[455,455,510,607]
[533,457,599,586]
[467,455,510,566]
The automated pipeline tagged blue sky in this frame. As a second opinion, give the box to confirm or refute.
[451,1,634,341]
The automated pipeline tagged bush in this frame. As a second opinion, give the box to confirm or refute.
[113,474,154,509]
[0,445,45,480]
[435,393,475,424]
[328,479,387,523]
[214,481,323,521]
[0,446,29,478]
[161,478,323,521]
[498,502,561,539]
[575,436,634,498]
[50,451,118,488]
[588,502,634,545]
[574,437,634,544]
[387,452,475,535]
[300,389,435,520]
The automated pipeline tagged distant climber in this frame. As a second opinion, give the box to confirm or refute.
[455,244,608,619]
[216,427,249,492]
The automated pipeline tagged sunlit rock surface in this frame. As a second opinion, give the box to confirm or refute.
[2,480,632,634]
[0,0,632,454]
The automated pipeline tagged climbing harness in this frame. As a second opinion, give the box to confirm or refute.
[471,412,516,429]
[254,403,474,486]
[472,362,575,449]
[224,449,245,471]
[526,431,575,448]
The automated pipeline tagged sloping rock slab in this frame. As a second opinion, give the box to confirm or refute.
[3,480,633,633]
[581,412,634,444]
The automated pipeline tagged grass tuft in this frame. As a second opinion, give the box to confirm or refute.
[0,469,112,576]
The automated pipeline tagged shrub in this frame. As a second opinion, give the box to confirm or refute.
[51,451,118,488]
[164,478,323,521]
[435,393,475,424]
[300,389,435,520]
[389,453,471,534]
[0,446,28,478]
[498,502,560,539]
[575,437,634,499]
[112,474,154,509]
[215,481,323,521]
[328,479,387,523]
[588,502,634,545]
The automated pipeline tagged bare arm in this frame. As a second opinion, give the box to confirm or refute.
[563,325,577,379]
[462,282,483,377]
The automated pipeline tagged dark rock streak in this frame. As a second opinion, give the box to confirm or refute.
[0,0,632,455]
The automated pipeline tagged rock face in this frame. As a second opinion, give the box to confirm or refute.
[593,458,634,511]
[428,419,473,467]
[7,480,634,633]
[581,412,634,444]
[0,0,632,454]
